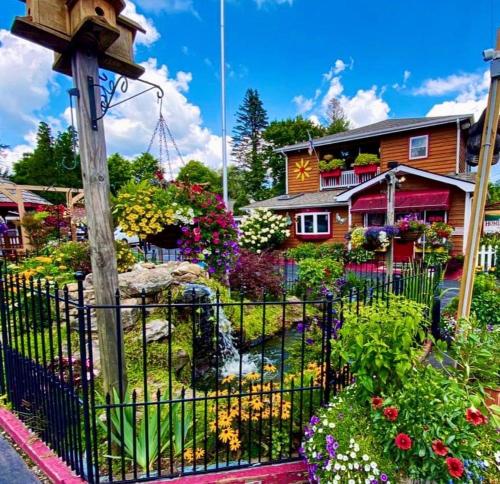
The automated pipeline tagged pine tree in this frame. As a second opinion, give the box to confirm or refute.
[231,89,269,199]
[325,98,350,135]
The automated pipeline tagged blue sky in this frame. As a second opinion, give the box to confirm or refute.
[0,0,499,178]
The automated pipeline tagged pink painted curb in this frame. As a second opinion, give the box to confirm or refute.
[156,462,308,484]
[0,407,84,484]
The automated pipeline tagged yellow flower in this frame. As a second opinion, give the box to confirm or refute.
[209,420,217,432]
[249,397,264,411]
[195,448,205,460]
[183,449,194,463]
[218,427,234,444]
[245,372,260,382]
[34,256,52,264]
[263,364,277,373]
[218,412,232,428]
[229,437,241,452]
[35,266,46,273]
[58,265,68,271]
[221,374,236,385]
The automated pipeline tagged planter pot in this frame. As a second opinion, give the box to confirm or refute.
[145,225,182,249]
[320,168,341,178]
[399,231,422,242]
[354,164,378,176]
[485,387,500,408]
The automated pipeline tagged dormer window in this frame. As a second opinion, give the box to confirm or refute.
[409,135,429,159]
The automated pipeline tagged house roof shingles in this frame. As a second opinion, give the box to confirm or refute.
[279,115,473,153]
[243,190,347,211]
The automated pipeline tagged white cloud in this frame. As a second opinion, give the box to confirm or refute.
[255,0,294,8]
[181,45,189,55]
[392,69,411,91]
[123,1,160,46]
[76,58,229,173]
[418,71,489,121]
[0,29,55,138]
[414,72,485,96]
[298,63,390,128]
[293,95,314,114]
[403,70,411,83]
[323,59,353,81]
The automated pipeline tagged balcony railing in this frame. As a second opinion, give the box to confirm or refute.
[320,168,380,190]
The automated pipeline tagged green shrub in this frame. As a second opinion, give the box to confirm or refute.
[332,296,427,397]
[286,242,346,262]
[318,158,345,172]
[296,257,343,297]
[353,153,380,166]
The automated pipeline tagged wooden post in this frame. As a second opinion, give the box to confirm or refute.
[71,48,126,397]
[15,188,31,252]
[457,30,500,319]
[386,172,396,281]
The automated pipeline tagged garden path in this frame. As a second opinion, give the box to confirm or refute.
[0,436,40,484]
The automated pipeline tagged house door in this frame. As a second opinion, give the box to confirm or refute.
[394,240,414,262]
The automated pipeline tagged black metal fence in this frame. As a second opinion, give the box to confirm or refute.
[0,263,440,483]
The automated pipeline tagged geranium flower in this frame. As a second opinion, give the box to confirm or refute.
[446,457,464,478]
[383,407,399,421]
[371,396,384,409]
[394,433,412,450]
[431,439,449,456]
[465,407,487,426]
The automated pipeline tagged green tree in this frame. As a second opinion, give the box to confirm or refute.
[11,122,82,203]
[232,89,269,199]
[324,98,350,135]
[263,116,327,195]
[488,180,500,204]
[131,152,159,182]
[177,160,221,193]
[227,165,249,214]
[108,153,133,195]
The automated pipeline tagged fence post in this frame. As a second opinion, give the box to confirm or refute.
[431,295,441,340]
[0,266,8,398]
[393,273,403,295]
[323,292,334,404]
[76,271,94,483]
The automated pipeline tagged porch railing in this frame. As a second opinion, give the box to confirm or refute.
[320,168,380,190]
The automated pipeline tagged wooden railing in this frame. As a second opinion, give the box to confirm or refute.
[320,168,380,189]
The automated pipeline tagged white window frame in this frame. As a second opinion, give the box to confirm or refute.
[296,212,330,235]
[409,135,429,160]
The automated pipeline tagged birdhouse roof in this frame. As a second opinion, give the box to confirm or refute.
[117,15,146,34]
[64,0,127,14]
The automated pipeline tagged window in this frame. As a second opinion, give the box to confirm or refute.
[425,210,447,223]
[365,213,386,227]
[296,212,330,235]
[409,135,429,159]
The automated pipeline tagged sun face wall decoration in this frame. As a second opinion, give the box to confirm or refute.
[294,158,312,182]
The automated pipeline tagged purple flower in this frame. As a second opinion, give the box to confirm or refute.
[487,324,493,332]
[296,322,305,333]
[380,474,388,482]
[304,426,314,439]
[310,416,320,426]
[298,446,304,456]
[306,338,314,345]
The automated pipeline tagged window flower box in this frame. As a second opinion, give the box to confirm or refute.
[321,168,342,179]
[353,164,379,176]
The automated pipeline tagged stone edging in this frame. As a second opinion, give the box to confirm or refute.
[0,408,83,484]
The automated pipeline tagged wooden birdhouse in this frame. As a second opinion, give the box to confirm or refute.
[12,0,71,52]
[66,0,125,36]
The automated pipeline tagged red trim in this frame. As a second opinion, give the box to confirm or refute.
[0,408,84,483]
[157,462,307,483]
[351,189,450,213]
[320,168,341,178]
[297,233,331,241]
[0,202,46,209]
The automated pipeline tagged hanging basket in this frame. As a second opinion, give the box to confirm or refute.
[145,225,183,249]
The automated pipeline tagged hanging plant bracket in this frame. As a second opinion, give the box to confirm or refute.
[86,73,165,131]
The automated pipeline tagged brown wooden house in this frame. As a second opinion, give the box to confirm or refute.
[244,115,476,261]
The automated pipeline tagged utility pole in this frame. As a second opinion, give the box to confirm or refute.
[385,171,396,281]
[71,48,126,397]
[458,30,500,319]
[220,0,229,207]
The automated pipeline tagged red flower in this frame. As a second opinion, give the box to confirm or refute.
[191,184,203,194]
[431,439,448,456]
[371,396,384,409]
[384,407,399,421]
[446,457,464,478]
[394,433,412,451]
[465,407,487,426]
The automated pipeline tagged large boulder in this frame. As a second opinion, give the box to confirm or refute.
[143,319,173,343]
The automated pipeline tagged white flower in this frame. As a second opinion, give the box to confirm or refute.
[350,438,355,444]
[334,463,341,471]
[371,462,378,469]
[348,463,353,470]
[353,462,359,470]
[362,454,369,461]
[350,451,356,459]
[348,480,355,484]
[341,465,346,471]
[354,444,360,452]
[323,419,329,426]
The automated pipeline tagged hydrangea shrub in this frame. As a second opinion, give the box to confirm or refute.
[239,208,290,253]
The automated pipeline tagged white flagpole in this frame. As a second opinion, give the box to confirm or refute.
[220,0,229,206]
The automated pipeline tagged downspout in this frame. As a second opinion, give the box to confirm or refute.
[282,149,289,194]
[463,192,472,253]
[455,118,461,173]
